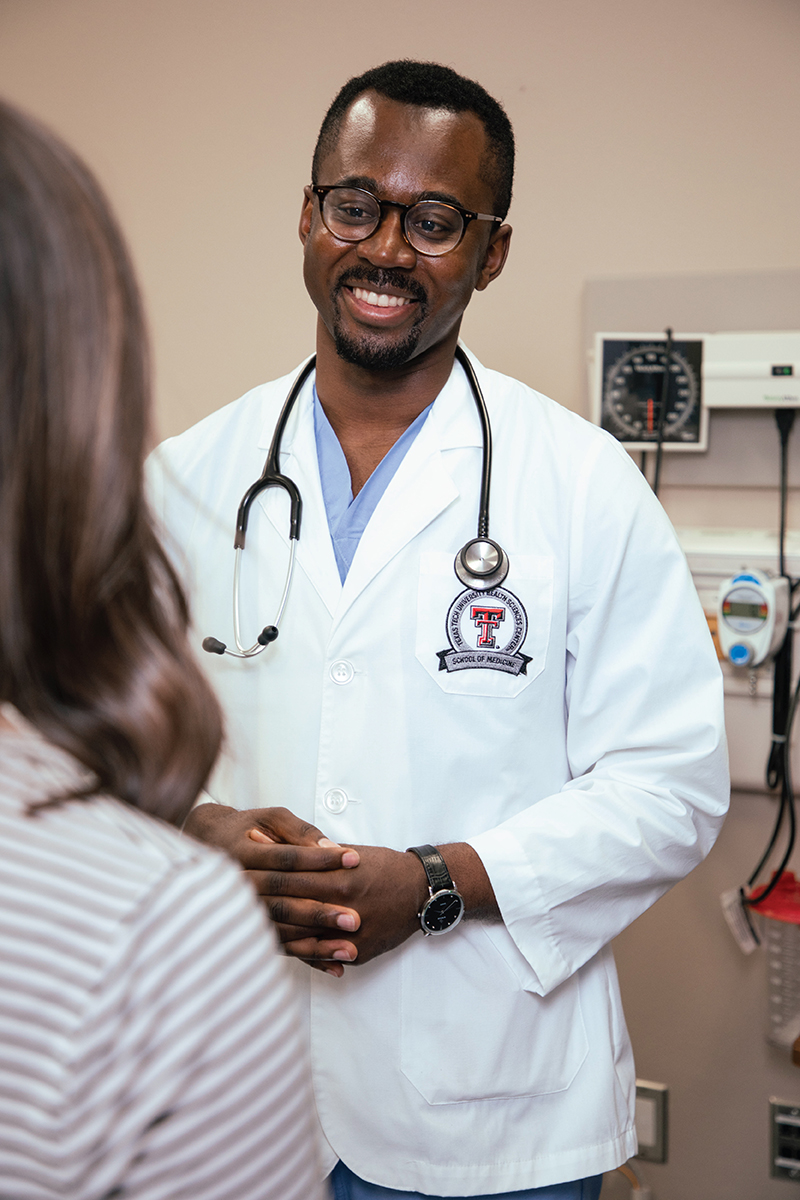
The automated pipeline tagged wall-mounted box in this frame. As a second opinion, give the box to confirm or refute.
[678,527,800,793]
[704,332,800,409]
[588,331,800,461]
[636,1080,668,1163]
[770,1100,800,1180]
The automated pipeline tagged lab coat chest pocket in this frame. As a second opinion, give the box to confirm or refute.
[415,552,553,698]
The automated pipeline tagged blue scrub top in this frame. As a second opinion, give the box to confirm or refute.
[313,386,432,583]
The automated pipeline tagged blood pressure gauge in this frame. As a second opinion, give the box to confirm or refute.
[595,335,706,451]
[717,572,790,668]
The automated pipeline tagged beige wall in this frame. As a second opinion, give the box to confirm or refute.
[1,0,798,441]
[2,3,800,1198]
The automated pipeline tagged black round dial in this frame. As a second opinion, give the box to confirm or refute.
[600,339,702,445]
[421,889,465,935]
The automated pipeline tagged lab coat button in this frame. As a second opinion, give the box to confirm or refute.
[330,660,354,684]
[323,788,348,814]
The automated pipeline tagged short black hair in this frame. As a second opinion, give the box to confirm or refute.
[312,60,514,220]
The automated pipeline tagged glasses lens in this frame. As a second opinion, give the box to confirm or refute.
[321,188,380,241]
[404,202,464,255]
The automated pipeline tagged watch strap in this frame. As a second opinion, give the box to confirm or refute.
[407,844,455,895]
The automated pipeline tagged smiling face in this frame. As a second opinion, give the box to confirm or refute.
[299,92,511,373]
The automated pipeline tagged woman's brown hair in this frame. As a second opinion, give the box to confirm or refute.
[0,99,222,823]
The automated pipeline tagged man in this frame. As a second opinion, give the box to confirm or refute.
[150,61,728,1200]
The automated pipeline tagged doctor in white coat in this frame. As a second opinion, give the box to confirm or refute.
[150,61,729,1200]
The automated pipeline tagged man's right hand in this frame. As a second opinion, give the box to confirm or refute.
[184,804,361,975]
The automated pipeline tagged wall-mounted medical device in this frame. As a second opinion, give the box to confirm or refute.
[590,330,800,451]
[592,332,707,451]
[716,570,789,668]
[704,332,800,410]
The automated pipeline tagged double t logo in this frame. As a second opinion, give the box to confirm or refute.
[439,587,530,676]
[470,604,505,648]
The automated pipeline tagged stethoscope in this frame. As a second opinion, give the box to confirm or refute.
[203,345,509,658]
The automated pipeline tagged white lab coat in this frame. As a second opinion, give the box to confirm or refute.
[149,349,729,1195]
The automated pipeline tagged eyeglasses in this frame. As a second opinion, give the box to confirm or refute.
[311,185,502,257]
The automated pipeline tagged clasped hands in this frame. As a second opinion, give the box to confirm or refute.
[184,804,428,976]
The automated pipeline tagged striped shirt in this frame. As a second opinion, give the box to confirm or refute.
[0,707,328,1200]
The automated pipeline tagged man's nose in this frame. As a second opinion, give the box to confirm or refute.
[357,208,417,269]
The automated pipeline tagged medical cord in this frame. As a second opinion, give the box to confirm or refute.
[745,409,798,911]
[651,327,673,499]
[746,669,799,911]
[615,1163,651,1196]
[778,409,796,579]
[767,410,796,792]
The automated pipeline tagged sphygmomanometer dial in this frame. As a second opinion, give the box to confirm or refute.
[601,340,702,445]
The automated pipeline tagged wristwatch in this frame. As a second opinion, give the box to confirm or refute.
[407,844,465,936]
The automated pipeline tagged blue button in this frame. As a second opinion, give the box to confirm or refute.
[729,643,752,666]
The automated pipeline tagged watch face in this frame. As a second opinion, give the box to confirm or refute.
[421,889,465,935]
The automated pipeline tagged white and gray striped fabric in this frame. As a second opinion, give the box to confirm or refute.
[0,708,328,1200]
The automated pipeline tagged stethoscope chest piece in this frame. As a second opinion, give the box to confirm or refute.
[455,537,509,591]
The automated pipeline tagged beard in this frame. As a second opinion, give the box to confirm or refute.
[330,268,428,370]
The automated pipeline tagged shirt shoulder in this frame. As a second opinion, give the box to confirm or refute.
[150,358,312,482]
[468,352,648,489]
[0,716,237,947]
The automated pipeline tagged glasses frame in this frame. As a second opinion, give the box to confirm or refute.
[311,185,502,257]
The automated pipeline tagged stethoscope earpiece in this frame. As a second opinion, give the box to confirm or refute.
[455,538,509,591]
[202,627,277,655]
[202,637,226,655]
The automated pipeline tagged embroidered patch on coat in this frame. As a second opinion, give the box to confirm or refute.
[437,587,532,675]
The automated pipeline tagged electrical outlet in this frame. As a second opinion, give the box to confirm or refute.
[770,1100,800,1180]
[635,1079,668,1163]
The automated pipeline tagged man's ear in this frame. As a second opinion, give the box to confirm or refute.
[475,224,512,292]
[298,186,314,245]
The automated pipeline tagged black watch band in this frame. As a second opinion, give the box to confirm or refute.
[407,844,465,936]
[407,844,455,892]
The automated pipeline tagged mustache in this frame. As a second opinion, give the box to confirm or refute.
[334,267,427,306]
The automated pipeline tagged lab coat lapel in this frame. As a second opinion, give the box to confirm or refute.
[339,358,481,615]
[255,371,342,618]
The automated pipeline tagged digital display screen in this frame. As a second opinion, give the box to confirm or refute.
[723,601,767,619]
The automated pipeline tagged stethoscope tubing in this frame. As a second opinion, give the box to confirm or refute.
[204,346,506,659]
[230,539,297,655]
[454,347,492,540]
[234,356,316,550]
